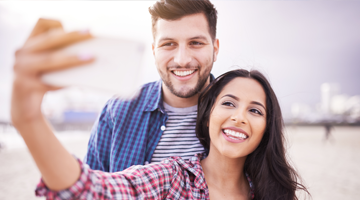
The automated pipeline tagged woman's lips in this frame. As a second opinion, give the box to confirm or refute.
[222,127,249,143]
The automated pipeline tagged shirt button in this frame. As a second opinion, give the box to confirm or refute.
[161,125,166,131]
[144,161,149,165]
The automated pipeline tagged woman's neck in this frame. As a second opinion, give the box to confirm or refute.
[201,148,250,199]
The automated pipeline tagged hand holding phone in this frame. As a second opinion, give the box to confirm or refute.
[41,37,145,98]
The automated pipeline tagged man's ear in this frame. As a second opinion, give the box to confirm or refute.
[152,43,155,57]
[213,39,219,62]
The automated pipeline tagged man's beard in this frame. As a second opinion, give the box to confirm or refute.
[161,64,212,98]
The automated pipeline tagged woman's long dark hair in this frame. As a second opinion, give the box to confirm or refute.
[196,69,309,200]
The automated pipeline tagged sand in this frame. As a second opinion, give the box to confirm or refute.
[0,126,359,200]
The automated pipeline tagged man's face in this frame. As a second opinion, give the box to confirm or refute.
[152,13,219,98]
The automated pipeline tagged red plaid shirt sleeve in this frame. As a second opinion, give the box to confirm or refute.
[35,155,254,200]
[35,158,175,200]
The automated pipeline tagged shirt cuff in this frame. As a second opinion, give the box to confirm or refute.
[35,157,91,200]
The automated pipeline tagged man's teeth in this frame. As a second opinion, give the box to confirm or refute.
[173,70,195,77]
[223,129,248,139]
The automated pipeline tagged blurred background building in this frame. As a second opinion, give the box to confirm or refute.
[41,87,111,130]
[290,83,360,125]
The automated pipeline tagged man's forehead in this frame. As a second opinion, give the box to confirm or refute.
[154,13,211,42]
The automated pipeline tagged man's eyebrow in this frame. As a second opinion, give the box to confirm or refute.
[189,35,209,41]
[157,37,173,43]
[157,35,209,43]
[221,94,266,110]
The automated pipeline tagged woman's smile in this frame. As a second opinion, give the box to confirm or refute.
[222,127,248,143]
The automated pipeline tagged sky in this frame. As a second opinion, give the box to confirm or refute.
[1,1,360,121]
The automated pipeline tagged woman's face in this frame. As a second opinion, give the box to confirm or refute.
[208,77,267,159]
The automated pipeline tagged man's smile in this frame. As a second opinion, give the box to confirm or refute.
[172,69,197,77]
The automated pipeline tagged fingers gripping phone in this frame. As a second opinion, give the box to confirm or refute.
[41,37,145,98]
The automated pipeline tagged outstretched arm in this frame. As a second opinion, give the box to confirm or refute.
[11,18,94,191]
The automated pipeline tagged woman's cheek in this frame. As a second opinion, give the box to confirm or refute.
[209,112,224,136]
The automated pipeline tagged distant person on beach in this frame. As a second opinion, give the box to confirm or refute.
[324,123,334,141]
[11,0,220,172]
[11,68,309,199]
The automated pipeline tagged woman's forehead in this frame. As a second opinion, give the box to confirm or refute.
[218,77,266,105]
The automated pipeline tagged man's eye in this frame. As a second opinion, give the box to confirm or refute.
[190,41,203,45]
[250,109,263,116]
[222,101,234,107]
[161,42,175,47]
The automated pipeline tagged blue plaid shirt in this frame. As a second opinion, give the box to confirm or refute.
[85,76,213,172]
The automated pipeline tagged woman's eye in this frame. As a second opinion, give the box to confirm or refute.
[222,101,234,107]
[250,108,263,116]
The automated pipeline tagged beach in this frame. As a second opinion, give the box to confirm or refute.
[0,126,359,200]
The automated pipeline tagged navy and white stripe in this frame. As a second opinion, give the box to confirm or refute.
[151,103,205,163]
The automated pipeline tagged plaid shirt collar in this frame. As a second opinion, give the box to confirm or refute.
[170,153,208,189]
[144,79,163,112]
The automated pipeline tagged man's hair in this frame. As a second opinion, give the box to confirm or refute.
[149,0,218,41]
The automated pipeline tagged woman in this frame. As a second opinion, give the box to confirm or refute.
[15,69,308,199]
[196,69,308,199]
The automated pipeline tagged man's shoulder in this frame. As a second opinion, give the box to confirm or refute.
[105,80,161,112]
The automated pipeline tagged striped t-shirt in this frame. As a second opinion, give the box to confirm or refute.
[150,103,205,163]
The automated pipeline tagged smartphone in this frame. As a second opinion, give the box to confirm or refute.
[41,37,145,98]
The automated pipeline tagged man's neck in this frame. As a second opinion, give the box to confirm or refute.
[162,90,199,108]
[162,79,210,108]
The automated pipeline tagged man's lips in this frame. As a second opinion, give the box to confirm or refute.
[171,69,197,77]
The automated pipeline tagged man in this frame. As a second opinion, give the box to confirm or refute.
[85,0,219,172]
[11,0,219,173]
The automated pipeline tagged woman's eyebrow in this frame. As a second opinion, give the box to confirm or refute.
[251,101,266,110]
[221,94,239,101]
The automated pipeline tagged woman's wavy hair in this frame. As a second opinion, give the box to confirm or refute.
[196,69,309,200]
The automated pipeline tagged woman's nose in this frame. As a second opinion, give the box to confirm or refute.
[230,109,247,125]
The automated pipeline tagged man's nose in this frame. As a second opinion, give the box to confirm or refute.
[173,44,192,67]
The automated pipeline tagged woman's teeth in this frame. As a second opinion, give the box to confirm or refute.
[172,70,195,77]
[223,129,248,140]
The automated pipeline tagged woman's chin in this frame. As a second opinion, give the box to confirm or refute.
[218,149,248,160]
